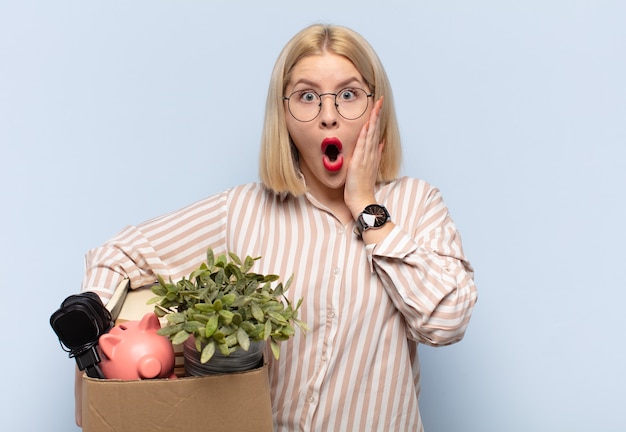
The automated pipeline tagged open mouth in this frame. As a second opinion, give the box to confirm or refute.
[321,138,344,172]
[324,143,340,161]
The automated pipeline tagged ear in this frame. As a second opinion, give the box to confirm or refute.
[139,312,161,331]
[98,334,122,359]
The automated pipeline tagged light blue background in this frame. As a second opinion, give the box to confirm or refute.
[1,1,625,431]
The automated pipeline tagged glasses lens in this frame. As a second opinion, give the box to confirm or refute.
[336,88,370,120]
[287,90,320,122]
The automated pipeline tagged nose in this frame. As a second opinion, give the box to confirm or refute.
[318,93,338,128]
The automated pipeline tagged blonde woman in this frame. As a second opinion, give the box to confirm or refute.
[78,24,477,431]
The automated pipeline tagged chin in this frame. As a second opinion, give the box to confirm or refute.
[323,175,347,190]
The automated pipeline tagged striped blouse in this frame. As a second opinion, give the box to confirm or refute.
[82,176,477,431]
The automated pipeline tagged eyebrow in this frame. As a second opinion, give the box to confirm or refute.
[289,77,365,91]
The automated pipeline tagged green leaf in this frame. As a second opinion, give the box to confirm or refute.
[147,295,164,305]
[253,323,265,339]
[218,309,234,325]
[225,263,242,281]
[236,327,250,351]
[192,313,209,324]
[153,306,167,318]
[242,255,255,273]
[183,321,204,333]
[264,319,272,341]
[206,248,215,269]
[166,312,186,324]
[172,330,191,345]
[214,269,226,286]
[244,280,259,295]
[157,323,183,336]
[284,274,294,291]
[205,313,219,338]
[231,295,250,308]
[220,293,236,307]
[156,274,169,287]
[219,324,237,336]
[251,303,265,322]
[270,340,280,359]
[200,340,216,364]
[268,310,288,325]
[215,253,227,268]
[262,274,280,283]
[151,284,167,296]
[212,331,226,345]
[228,251,242,265]
[217,342,230,355]
[280,324,295,336]
[240,321,256,333]
[194,303,214,313]
[262,301,284,312]
[294,318,310,332]
[273,282,284,297]
[225,333,238,347]
[267,310,287,325]
[213,298,222,312]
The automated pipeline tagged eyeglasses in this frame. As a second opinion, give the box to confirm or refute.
[283,87,374,122]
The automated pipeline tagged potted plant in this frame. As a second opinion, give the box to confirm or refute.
[149,247,307,375]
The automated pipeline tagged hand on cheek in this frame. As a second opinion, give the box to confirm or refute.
[345,97,385,218]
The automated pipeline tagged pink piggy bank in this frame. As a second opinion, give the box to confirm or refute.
[98,312,177,380]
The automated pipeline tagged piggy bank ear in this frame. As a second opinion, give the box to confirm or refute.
[99,334,122,359]
[139,312,161,331]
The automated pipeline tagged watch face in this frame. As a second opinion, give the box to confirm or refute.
[363,205,389,227]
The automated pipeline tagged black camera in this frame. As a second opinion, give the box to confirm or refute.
[50,292,113,378]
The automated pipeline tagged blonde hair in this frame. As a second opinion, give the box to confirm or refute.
[259,24,402,195]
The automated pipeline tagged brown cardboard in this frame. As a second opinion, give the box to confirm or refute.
[82,364,274,432]
[87,282,273,431]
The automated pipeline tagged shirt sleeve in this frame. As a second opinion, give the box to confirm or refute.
[367,181,478,346]
[81,189,230,304]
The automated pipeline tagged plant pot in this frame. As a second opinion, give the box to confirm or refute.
[183,337,265,376]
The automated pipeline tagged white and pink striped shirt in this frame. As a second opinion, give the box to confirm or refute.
[82,176,477,431]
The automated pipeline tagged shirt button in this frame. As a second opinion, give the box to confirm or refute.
[328,309,336,319]
[333,267,340,275]
[338,227,345,235]
[307,395,315,404]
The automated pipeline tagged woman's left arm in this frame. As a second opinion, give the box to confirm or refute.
[368,182,478,346]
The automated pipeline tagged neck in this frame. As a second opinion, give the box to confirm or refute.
[307,186,354,225]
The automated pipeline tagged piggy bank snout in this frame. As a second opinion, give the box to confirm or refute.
[138,355,163,379]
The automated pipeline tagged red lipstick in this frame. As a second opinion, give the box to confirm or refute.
[321,137,343,172]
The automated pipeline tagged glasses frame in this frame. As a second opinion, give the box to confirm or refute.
[283,88,374,122]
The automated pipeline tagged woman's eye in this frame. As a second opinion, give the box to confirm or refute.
[300,92,317,103]
[339,89,356,101]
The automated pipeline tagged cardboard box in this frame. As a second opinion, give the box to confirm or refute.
[82,364,274,432]
[84,281,274,431]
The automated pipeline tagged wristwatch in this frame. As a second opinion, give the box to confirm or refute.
[354,204,390,237]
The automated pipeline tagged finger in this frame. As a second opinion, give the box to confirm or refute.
[366,97,384,146]
[358,120,370,149]
[378,138,386,157]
